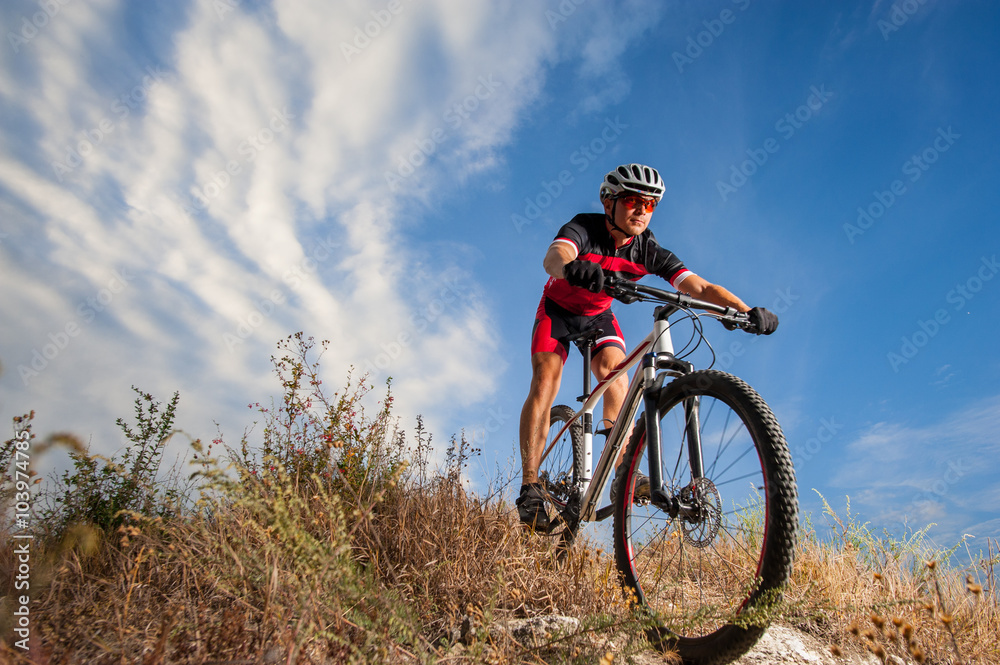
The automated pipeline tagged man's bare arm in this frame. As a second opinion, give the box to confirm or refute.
[542,242,578,280]
[676,274,750,313]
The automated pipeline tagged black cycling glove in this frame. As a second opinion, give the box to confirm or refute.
[746,307,779,335]
[563,260,605,293]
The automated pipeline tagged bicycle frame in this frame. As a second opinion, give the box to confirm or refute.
[545,309,682,523]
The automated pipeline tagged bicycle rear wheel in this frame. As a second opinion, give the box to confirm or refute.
[539,405,583,537]
[613,370,797,665]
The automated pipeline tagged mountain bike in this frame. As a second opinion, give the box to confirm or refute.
[537,275,798,665]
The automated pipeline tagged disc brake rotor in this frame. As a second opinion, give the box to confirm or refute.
[680,477,722,548]
[538,470,574,506]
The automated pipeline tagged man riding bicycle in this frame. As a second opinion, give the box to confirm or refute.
[516,163,779,530]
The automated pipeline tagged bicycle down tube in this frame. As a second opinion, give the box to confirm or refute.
[542,313,677,523]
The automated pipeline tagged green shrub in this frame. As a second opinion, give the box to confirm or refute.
[42,386,183,536]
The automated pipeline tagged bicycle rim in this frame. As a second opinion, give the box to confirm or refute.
[613,370,797,664]
[539,405,583,512]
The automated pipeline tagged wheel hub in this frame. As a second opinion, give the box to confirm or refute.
[680,477,722,548]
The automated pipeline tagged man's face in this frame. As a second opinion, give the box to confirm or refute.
[604,194,655,236]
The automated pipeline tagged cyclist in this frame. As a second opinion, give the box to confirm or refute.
[516,163,779,531]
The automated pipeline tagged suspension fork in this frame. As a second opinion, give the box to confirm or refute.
[641,353,703,509]
[685,396,705,480]
[641,354,672,506]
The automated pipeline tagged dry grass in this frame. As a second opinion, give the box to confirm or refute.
[0,335,645,664]
[787,494,1000,664]
[0,470,641,663]
[2,335,997,664]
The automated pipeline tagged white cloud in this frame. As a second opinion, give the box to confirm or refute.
[829,395,1000,543]
[0,1,577,480]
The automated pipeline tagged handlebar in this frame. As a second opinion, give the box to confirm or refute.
[603,275,753,332]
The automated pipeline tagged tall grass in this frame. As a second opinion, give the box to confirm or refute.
[787,492,1000,664]
[1,334,997,663]
[0,335,640,664]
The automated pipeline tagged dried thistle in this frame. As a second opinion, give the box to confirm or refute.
[870,613,886,632]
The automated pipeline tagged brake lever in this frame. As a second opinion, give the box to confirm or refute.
[717,308,749,331]
[606,278,641,304]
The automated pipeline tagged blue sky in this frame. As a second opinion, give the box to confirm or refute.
[2,0,998,553]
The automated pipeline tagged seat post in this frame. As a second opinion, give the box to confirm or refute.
[579,337,595,444]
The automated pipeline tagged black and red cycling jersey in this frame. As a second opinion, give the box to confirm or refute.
[542,213,695,316]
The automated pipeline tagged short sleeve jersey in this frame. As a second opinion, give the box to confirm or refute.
[542,213,694,316]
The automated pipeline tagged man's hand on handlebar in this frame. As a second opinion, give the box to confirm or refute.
[564,260,605,293]
[721,307,778,334]
[745,307,779,335]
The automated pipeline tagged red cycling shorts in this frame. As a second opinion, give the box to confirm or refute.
[530,296,626,363]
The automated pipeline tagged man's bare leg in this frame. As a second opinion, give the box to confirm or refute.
[518,351,564,486]
[591,346,632,469]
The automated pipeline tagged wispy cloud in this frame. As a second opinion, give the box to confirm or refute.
[0,2,583,470]
[831,394,1000,542]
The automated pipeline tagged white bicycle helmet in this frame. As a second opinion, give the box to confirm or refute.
[599,163,665,201]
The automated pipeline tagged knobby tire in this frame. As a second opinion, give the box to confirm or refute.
[612,370,798,665]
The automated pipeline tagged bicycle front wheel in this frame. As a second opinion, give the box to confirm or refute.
[613,370,797,665]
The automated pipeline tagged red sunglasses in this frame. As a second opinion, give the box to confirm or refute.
[617,193,657,213]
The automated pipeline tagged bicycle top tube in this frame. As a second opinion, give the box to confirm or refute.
[543,330,654,454]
